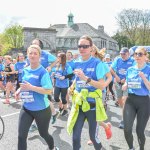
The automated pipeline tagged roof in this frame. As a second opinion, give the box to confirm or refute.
[51,23,117,43]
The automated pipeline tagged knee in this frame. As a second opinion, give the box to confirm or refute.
[124,127,132,135]
[62,99,67,105]
[38,129,48,139]
[136,129,144,138]
[54,96,60,102]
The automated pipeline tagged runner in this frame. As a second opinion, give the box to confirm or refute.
[110,47,135,129]
[67,35,110,150]
[15,44,59,150]
[122,47,150,150]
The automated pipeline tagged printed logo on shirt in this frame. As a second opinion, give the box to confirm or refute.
[27,74,39,79]
[127,62,133,64]
[86,68,94,72]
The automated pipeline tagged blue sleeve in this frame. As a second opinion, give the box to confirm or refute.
[41,72,53,89]
[111,58,118,71]
[14,64,17,71]
[2,65,5,71]
[67,66,73,74]
[96,61,109,80]
[48,54,56,63]
[103,63,110,73]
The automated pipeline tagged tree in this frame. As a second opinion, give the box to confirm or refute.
[0,34,12,55]
[112,32,132,49]
[116,9,150,46]
[3,24,24,49]
[138,10,150,45]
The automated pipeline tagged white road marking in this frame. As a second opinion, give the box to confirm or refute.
[1,112,20,118]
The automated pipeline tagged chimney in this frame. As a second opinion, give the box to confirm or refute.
[98,25,104,32]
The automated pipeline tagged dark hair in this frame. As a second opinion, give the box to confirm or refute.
[39,39,44,49]
[57,52,66,70]
[32,38,44,49]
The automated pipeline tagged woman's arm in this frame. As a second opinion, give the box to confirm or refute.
[20,81,52,95]
[74,69,107,90]
[139,72,150,90]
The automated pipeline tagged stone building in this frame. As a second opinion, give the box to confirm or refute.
[23,27,57,51]
[23,13,119,56]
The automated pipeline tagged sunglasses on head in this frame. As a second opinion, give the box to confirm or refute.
[78,45,91,49]
[134,52,145,57]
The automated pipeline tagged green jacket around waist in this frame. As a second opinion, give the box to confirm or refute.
[67,89,108,135]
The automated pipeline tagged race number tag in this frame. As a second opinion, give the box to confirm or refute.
[20,91,34,103]
[128,81,141,89]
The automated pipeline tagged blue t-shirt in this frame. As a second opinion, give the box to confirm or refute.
[54,64,73,88]
[40,50,56,68]
[105,61,114,82]
[0,64,5,78]
[26,50,56,69]
[15,61,26,82]
[67,60,75,70]
[126,64,150,96]
[21,65,52,111]
[74,57,108,103]
[111,56,135,80]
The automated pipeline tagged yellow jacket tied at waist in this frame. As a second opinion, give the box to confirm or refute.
[67,89,108,135]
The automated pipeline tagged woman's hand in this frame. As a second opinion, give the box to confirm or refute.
[74,69,87,81]
[138,71,146,79]
[122,82,127,91]
[15,88,21,101]
[20,81,33,91]
[59,76,65,80]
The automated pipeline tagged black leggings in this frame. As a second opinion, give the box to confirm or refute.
[123,94,150,150]
[73,109,102,150]
[106,81,114,97]
[54,86,68,104]
[18,106,54,150]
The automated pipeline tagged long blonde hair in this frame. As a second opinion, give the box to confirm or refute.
[92,45,106,61]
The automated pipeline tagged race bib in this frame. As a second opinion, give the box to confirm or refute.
[118,68,126,75]
[20,91,34,103]
[77,80,89,88]
[128,81,141,89]
[54,73,62,78]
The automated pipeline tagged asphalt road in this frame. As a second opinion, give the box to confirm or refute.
[0,96,150,150]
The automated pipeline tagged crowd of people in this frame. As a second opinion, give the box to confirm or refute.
[0,35,150,150]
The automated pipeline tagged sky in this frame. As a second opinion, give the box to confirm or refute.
[0,0,149,36]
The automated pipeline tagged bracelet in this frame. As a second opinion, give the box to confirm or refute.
[86,77,91,84]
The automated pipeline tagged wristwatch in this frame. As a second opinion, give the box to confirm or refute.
[86,77,91,84]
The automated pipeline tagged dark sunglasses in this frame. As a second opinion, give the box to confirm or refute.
[134,52,145,57]
[78,45,91,49]
[120,53,126,55]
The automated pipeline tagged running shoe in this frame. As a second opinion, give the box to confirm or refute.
[3,99,10,104]
[51,111,59,124]
[59,107,63,113]
[29,124,38,132]
[104,122,112,139]
[118,120,124,129]
[61,110,68,116]
[115,101,119,107]
[87,140,93,146]
[54,146,59,150]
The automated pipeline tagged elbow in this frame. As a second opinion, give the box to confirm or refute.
[45,89,52,95]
